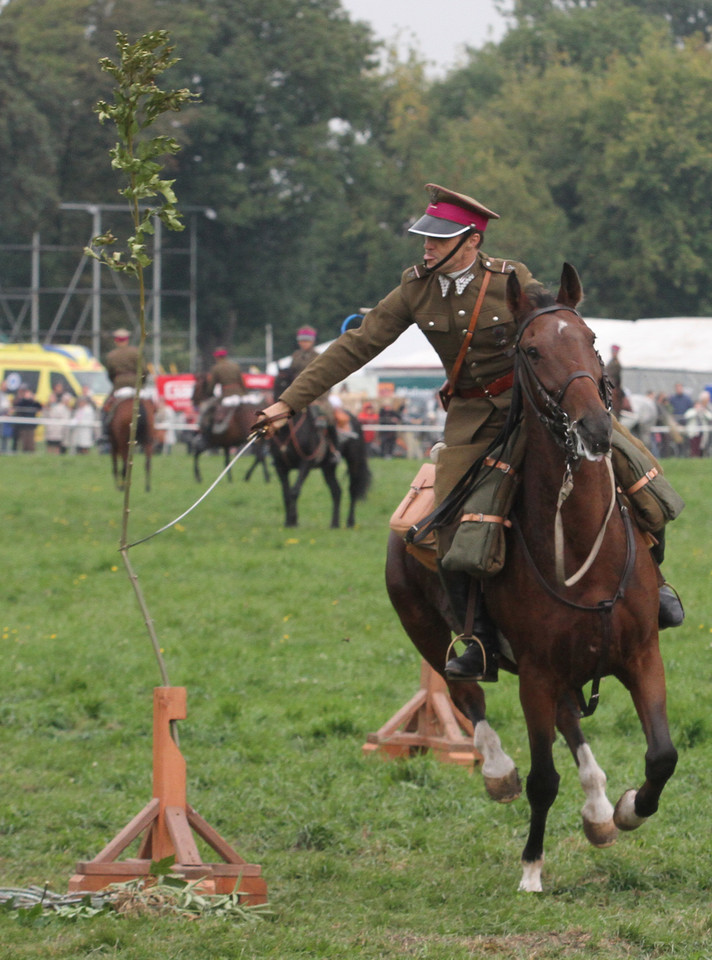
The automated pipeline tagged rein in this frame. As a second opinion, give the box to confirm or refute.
[275,411,328,464]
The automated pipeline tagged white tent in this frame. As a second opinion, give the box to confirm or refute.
[271,317,712,397]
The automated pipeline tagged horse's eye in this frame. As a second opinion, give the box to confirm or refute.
[525,346,540,360]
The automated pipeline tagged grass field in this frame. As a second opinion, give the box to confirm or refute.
[0,448,710,959]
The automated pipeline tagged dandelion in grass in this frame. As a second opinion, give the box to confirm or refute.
[285,538,299,545]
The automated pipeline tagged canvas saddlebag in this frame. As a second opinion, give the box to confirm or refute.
[441,423,526,579]
[389,463,438,570]
[611,424,685,532]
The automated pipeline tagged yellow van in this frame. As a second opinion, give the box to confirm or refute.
[0,343,112,406]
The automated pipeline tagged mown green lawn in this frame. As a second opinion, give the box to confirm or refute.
[0,449,710,959]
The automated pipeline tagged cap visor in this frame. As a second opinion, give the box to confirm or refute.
[408,213,471,238]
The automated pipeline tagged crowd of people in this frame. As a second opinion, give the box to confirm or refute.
[0,379,101,454]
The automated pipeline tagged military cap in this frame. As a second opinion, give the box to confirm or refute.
[408,183,500,238]
[213,347,228,358]
[113,328,130,341]
[297,326,317,341]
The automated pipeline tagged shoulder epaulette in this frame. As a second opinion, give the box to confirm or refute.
[481,256,517,274]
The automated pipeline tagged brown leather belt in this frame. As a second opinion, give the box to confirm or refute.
[454,370,514,400]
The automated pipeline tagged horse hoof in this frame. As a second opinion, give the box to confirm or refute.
[583,816,618,847]
[484,768,522,804]
[518,859,544,893]
[613,789,648,831]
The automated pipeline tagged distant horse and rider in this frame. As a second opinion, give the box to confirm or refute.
[190,371,269,484]
[107,392,155,492]
[268,367,371,528]
[386,265,680,892]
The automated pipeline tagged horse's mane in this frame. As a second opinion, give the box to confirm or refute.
[523,281,557,310]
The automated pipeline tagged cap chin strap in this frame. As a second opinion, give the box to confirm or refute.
[423,226,477,274]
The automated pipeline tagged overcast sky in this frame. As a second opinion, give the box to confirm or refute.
[340,0,509,75]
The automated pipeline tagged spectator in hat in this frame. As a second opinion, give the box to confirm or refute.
[198,348,246,437]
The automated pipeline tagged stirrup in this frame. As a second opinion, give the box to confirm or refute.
[444,634,498,682]
[659,582,684,629]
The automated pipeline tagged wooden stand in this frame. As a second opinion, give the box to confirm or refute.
[362,661,482,768]
[69,687,267,902]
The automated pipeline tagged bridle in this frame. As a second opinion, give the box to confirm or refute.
[514,305,612,461]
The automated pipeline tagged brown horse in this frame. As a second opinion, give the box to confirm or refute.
[191,373,267,484]
[385,264,677,892]
[108,395,155,492]
[269,368,371,528]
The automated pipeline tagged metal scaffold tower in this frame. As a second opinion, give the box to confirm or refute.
[0,202,216,370]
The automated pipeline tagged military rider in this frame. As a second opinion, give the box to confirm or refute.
[102,327,145,439]
[254,183,683,682]
[198,347,246,437]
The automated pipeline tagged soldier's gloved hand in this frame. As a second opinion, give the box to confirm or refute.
[252,400,292,437]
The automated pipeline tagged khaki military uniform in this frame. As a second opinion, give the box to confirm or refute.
[208,358,246,397]
[290,346,319,377]
[280,249,533,507]
[105,344,144,390]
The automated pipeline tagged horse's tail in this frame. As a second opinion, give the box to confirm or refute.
[343,414,372,501]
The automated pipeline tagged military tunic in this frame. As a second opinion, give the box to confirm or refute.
[290,346,319,377]
[105,344,144,390]
[208,358,246,397]
[280,249,533,505]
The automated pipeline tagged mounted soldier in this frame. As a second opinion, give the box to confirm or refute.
[197,347,247,439]
[255,183,684,682]
[101,328,145,440]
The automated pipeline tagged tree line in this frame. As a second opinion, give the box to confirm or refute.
[1,0,711,367]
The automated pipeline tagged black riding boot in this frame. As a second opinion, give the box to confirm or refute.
[651,528,685,629]
[438,566,499,682]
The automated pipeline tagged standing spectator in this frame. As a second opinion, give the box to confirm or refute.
[0,380,12,453]
[667,383,693,456]
[44,392,72,454]
[684,391,712,457]
[12,385,42,452]
[605,345,625,416]
[71,395,97,454]
[357,401,379,455]
[379,399,402,458]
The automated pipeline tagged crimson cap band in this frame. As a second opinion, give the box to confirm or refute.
[408,183,500,238]
[297,326,317,340]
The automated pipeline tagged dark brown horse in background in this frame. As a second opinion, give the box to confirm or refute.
[270,369,371,528]
[191,373,268,484]
[386,264,677,892]
[109,395,155,492]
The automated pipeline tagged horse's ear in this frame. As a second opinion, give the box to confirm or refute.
[557,262,583,308]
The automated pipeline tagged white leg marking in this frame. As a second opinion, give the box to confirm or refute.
[614,788,648,831]
[577,743,614,824]
[474,720,516,780]
[519,860,544,892]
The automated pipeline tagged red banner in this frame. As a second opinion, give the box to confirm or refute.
[156,372,274,411]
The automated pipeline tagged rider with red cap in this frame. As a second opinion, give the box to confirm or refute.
[101,327,146,441]
[198,347,246,437]
[290,326,319,376]
[255,183,683,680]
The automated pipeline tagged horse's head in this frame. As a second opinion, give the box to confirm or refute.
[508,263,612,461]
